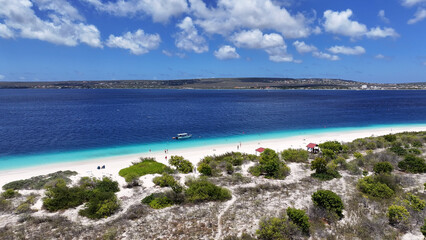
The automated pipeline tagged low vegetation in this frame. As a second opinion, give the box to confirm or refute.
[357,176,395,199]
[398,154,426,173]
[2,170,77,190]
[119,157,172,180]
[43,177,120,219]
[310,156,341,180]
[312,190,344,219]
[286,207,310,235]
[168,155,194,174]
[198,152,258,177]
[281,149,308,163]
[249,149,290,179]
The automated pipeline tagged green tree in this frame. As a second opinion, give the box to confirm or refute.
[387,205,410,225]
[259,149,281,177]
[312,190,344,219]
[373,162,394,174]
[286,207,310,234]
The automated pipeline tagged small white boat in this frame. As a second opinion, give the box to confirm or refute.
[173,133,192,140]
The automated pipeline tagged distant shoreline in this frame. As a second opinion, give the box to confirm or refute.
[1,123,425,188]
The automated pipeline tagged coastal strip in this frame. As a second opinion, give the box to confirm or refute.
[1,125,425,189]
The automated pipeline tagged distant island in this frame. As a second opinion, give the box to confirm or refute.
[1,78,425,90]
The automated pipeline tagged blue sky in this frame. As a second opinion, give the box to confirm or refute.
[0,0,425,83]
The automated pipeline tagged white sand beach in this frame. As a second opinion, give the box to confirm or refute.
[1,125,425,189]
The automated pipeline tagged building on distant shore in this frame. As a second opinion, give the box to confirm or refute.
[306,143,320,153]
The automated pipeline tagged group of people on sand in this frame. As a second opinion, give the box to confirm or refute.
[97,165,105,170]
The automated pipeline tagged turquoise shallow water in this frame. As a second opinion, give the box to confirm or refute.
[1,123,425,170]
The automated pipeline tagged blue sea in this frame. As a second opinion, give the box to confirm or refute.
[1,89,426,170]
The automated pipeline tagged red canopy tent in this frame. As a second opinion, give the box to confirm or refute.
[255,147,265,153]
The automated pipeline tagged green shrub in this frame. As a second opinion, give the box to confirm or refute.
[387,205,410,225]
[43,179,87,211]
[366,141,377,150]
[406,193,425,211]
[248,165,261,177]
[119,159,171,180]
[153,173,177,187]
[357,176,394,199]
[421,219,426,237]
[124,172,140,187]
[256,216,300,240]
[389,145,407,156]
[79,192,120,219]
[249,149,290,179]
[319,141,343,153]
[312,190,344,219]
[0,198,12,212]
[398,155,426,173]
[408,148,422,155]
[373,162,394,174]
[311,157,341,181]
[15,202,31,214]
[184,179,231,203]
[412,140,423,148]
[169,156,194,173]
[322,149,336,160]
[225,162,234,174]
[384,134,397,142]
[198,162,213,176]
[286,207,310,234]
[1,189,20,199]
[281,149,309,163]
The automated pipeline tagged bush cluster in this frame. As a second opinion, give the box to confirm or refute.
[422,219,426,237]
[1,189,20,199]
[256,215,301,240]
[153,173,178,187]
[310,157,341,181]
[169,156,194,174]
[312,190,344,219]
[43,177,120,219]
[286,207,310,234]
[249,149,290,179]
[373,162,394,174]
[398,155,426,173]
[387,205,410,225]
[281,149,309,163]
[142,194,174,209]
[197,152,257,177]
[357,176,394,199]
[184,178,232,203]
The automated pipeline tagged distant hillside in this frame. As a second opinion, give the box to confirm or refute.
[0,78,425,90]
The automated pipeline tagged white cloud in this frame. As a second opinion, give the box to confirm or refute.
[175,17,208,53]
[189,0,313,38]
[402,0,426,7]
[365,27,399,38]
[375,54,385,59]
[312,51,339,61]
[423,61,426,66]
[0,74,5,80]
[214,45,240,60]
[323,9,367,38]
[323,9,398,39]
[231,29,284,49]
[408,8,426,24]
[33,0,84,21]
[328,45,365,55]
[0,23,14,38]
[378,10,389,23]
[0,0,102,47]
[82,0,188,23]
[293,41,317,54]
[106,29,160,55]
[231,29,293,62]
[162,50,173,57]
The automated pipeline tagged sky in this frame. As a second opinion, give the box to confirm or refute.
[0,0,425,83]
